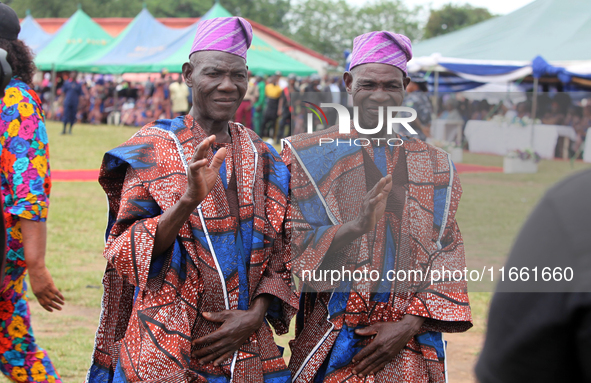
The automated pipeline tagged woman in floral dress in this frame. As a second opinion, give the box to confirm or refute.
[0,4,64,382]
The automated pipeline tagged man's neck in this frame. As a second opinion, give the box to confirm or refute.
[190,109,231,143]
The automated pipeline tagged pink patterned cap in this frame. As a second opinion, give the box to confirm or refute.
[349,31,413,75]
[189,17,253,60]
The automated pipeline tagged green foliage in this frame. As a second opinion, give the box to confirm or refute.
[424,3,495,39]
[7,0,146,18]
[221,0,291,31]
[8,0,289,30]
[284,0,421,63]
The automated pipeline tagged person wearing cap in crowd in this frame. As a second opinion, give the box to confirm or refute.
[276,73,299,143]
[282,31,472,382]
[87,16,297,382]
[0,3,64,382]
[402,75,433,141]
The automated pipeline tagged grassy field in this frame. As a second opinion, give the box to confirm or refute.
[12,121,591,382]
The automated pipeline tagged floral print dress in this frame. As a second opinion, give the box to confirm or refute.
[0,78,61,382]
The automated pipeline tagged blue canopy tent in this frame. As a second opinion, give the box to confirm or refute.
[19,13,54,54]
[409,0,591,90]
[67,7,199,73]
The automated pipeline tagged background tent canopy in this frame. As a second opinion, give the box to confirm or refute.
[156,3,316,75]
[68,7,199,74]
[19,14,54,54]
[33,3,316,76]
[35,9,113,71]
[412,0,591,62]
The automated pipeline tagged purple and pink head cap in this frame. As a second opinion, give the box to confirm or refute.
[349,31,413,76]
[189,17,253,61]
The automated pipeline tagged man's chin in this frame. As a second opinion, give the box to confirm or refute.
[208,107,238,122]
[357,114,384,130]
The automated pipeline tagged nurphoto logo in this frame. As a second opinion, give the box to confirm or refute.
[303,102,418,146]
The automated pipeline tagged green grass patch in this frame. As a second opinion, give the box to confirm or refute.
[46,121,137,170]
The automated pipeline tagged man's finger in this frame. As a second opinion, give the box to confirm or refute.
[193,135,215,162]
[369,177,387,198]
[198,344,232,364]
[192,325,227,346]
[193,338,226,358]
[209,147,227,173]
[213,350,235,366]
[189,158,208,171]
[49,303,62,311]
[367,193,384,209]
[351,338,378,365]
[354,324,379,337]
[51,290,65,306]
[54,289,65,302]
[358,353,389,377]
[52,296,65,306]
[41,300,54,312]
[352,348,380,376]
[203,311,229,323]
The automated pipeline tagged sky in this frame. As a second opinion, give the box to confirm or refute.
[404,0,535,15]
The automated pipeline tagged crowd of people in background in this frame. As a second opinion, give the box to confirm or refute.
[31,69,350,144]
[30,69,590,154]
[433,92,590,156]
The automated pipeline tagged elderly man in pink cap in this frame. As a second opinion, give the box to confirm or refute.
[87,17,297,383]
[282,31,472,382]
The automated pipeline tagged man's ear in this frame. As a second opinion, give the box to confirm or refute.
[182,62,194,87]
[343,71,353,94]
[403,76,411,90]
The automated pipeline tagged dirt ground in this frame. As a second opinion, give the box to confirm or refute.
[446,330,484,383]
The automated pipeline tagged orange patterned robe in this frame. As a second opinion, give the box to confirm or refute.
[87,116,298,382]
[282,125,472,383]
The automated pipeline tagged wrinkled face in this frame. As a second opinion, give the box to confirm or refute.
[344,63,409,131]
[182,51,248,122]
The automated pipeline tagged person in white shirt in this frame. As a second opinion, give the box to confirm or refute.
[168,74,190,117]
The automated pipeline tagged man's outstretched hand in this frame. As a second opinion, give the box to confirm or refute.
[184,135,226,205]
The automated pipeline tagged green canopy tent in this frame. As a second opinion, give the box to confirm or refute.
[34,8,113,71]
[155,3,317,76]
[34,8,114,115]
[50,2,316,75]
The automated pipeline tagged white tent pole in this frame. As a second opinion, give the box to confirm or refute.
[49,64,57,118]
[530,77,539,148]
[433,70,439,117]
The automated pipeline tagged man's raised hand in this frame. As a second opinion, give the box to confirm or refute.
[184,135,226,205]
[354,174,393,234]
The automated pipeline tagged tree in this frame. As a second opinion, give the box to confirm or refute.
[284,0,421,63]
[7,0,290,27]
[6,0,146,17]
[424,3,494,39]
[221,0,290,31]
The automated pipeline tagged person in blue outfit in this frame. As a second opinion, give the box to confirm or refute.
[59,71,83,135]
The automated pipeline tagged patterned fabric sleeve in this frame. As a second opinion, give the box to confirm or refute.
[103,167,165,291]
[0,84,51,222]
[405,170,473,333]
[252,145,299,334]
[253,193,299,335]
[280,144,347,292]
